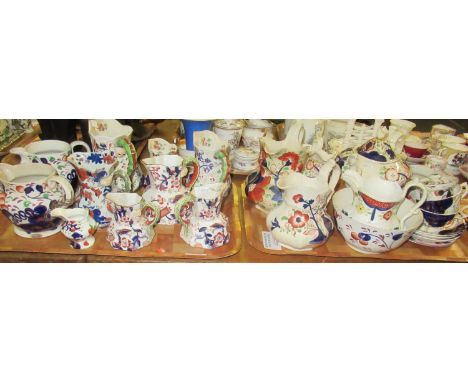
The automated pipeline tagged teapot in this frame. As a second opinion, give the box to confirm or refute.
[342,126,412,187]
[342,169,427,230]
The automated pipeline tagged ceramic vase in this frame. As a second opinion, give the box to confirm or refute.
[0,163,74,238]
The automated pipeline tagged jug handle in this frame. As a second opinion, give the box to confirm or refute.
[142,201,160,226]
[117,137,136,175]
[9,147,31,163]
[112,169,132,192]
[48,175,75,207]
[214,150,230,183]
[399,181,428,230]
[174,194,195,225]
[285,121,305,145]
[459,182,468,199]
[70,140,91,153]
[182,156,200,190]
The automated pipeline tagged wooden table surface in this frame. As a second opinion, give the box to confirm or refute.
[0,120,466,262]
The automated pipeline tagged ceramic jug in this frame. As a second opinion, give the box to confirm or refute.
[148,137,178,157]
[342,127,411,187]
[105,192,160,251]
[51,208,98,249]
[245,122,307,212]
[68,150,131,227]
[89,119,140,190]
[0,163,74,238]
[193,130,230,187]
[175,183,230,249]
[141,155,199,226]
[266,163,339,251]
[10,140,90,188]
[342,169,427,230]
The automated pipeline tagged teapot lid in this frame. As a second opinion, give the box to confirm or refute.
[357,136,397,163]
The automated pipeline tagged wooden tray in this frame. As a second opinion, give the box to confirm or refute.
[0,187,242,260]
[241,181,468,262]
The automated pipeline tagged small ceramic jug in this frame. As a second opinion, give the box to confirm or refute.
[10,140,90,188]
[266,170,336,251]
[68,150,131,227]
[342,169,428,230]
[105,192,160,251]
[0,163,74,238]
[175,183,230,249]
[141,155,199,193]
[193,130,230,187]
[148,137,178,157]
[51,208,98,249]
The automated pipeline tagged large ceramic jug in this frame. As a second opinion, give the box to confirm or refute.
[0,163,74,238]
[193,130,230,187]
[175,183,230,249]
[342,169,427,230]
[89,119,140,190]
[105,192,160,251]
[246,122,307,212]
[10,139,90,189]
[266,164,338,251]
[68,150,131,227]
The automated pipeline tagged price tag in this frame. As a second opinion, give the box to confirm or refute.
[262,231,282,250]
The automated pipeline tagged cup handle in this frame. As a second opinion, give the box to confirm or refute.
[174,194,195,225]
[399,181,428,229]
[182,156,200,190]
[142,202,160,226]
[70,140,91,153]
[117,137,137,175]
[48,175,75,207]
[215,150,230,182]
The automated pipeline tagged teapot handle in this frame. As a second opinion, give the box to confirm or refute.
[48,175,75,207]
[182,156,200,190]
[399,181,428,230]
[142,201,160,226]
[70,140,91,153]
[214,150,230,183]
[9,147,31,163]
[117,137,137,176]
[174,194,195,225]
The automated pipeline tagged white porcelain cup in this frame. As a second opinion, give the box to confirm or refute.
[424,155,447,172]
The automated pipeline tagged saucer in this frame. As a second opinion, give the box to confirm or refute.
[417,213,466,234]
[406,156,426,164]
[409,237,458,248]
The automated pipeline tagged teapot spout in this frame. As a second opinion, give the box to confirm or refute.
[341,169,363,194]
[50,208,68,220]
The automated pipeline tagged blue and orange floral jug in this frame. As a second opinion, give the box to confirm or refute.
[246,122,308,212]
[266,160,340,250]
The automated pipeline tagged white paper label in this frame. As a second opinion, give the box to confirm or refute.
[262,231,282,250]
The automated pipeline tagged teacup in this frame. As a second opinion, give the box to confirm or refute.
[438,142,468,175]
[403,139,429,158]
[420,206,468,228]
[213,119,245,151]
[389,119,416,133]
[431,124,457,137]
[424,155,447,172]
[433,134,466,145]
[420,184,468,214]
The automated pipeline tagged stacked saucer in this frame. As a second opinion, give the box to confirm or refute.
[410,213,466,247]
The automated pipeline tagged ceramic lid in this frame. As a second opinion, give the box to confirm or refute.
[247,119,274,129]
[357,137,397,162]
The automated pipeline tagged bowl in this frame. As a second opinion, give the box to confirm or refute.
[333,188,423,254]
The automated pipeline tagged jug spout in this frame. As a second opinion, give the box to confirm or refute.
[50,208,68,220]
